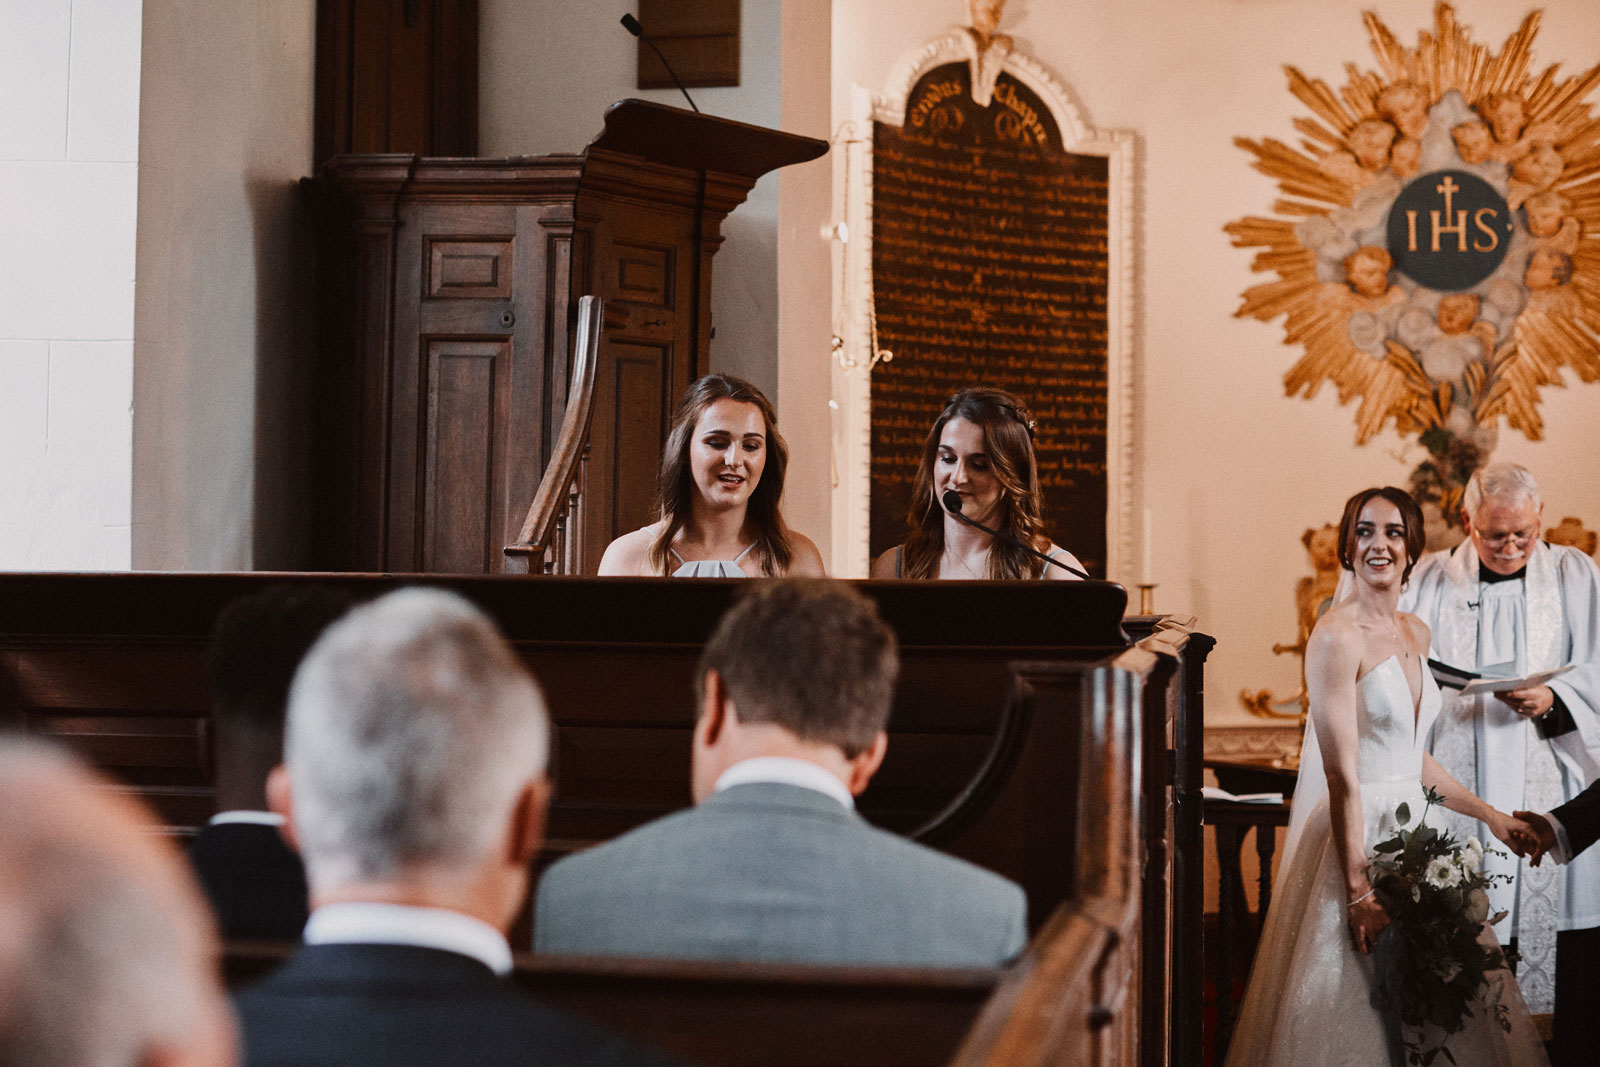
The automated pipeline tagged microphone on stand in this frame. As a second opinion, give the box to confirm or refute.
[620,13,701,113]
[942,490,1091,580]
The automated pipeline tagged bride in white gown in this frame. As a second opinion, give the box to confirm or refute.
[1226,487,1550,1067]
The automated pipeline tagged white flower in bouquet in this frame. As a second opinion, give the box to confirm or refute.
[1464,887,1490,925]
[1425,854,1463,889]
[1463,835,1484,868]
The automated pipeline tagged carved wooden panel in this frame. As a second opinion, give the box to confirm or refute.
[614,243,674,307]
[422,339,510,572]
[385,199,553,573]
[601,345,671,541]
[426,238,513,300]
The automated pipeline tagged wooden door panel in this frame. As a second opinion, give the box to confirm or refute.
[596,344,672,542]
[422,339,510,572]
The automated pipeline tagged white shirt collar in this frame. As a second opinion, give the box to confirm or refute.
[303,902,512,976]
[713,756,855,810]
[208,810,286,827]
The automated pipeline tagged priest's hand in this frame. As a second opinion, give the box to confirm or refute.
[1496,684,1554,719]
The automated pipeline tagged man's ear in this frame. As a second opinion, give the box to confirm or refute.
[507,776,550,867]
[845,731,889,796]
[265,764,300,854]
[695,669,730,749]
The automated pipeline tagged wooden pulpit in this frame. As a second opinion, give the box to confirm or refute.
[306,100,826,574]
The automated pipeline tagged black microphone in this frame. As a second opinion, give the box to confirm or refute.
[620,13,700,113]
[942,490,1092,580]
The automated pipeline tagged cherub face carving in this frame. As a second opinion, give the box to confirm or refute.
[1344,246,1393,298]
[1452,120,1494,165]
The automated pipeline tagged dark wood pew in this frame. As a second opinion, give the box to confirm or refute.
[219,648,1165,1067]
[0,575,1131,923]
[1125,618,1215,1067]
[225,939,1002,1067]
[2,575,1210,1066]
[950,647,1156,1067]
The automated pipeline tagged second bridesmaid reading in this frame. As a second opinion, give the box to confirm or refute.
[598,374,827,578]
[871,387,1085,580]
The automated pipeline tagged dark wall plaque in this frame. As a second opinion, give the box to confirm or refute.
[870,64,1109,573]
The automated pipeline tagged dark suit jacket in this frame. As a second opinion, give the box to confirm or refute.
[234,943,682,1067]
[188,821,308,940]
[1552,780,1600,859]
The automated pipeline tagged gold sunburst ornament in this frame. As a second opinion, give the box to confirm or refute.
[1227,3,1600,512]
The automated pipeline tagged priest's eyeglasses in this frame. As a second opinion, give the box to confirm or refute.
[1474,529,1537,549]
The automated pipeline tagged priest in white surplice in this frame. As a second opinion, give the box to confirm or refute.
[1401,462,1600,1065]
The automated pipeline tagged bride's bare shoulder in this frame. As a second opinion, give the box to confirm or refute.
[1307,604,1362,659]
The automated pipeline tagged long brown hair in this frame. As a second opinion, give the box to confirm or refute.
[901,387,1050,579]
[649,374,794,576]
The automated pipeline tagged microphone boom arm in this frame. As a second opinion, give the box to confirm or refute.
[941,490,1092,580]
[620,13,700,113]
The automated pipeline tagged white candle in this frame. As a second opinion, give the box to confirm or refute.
[1142,506,1153,585]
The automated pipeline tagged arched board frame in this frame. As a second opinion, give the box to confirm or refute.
[831,31,1137,581]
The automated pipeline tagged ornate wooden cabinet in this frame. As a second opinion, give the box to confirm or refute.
[307,101,825,574]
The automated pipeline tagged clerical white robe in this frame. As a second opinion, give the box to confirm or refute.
[1402,540,1600,1012]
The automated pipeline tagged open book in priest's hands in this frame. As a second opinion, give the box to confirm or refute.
[1427,658,1576,695]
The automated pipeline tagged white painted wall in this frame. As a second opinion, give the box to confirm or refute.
[0,0,141,569]
[131,0,316,570]
[776,0,835,564]
[832,0,1600,727]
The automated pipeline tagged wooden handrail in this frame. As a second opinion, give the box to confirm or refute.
[504,295,604,574]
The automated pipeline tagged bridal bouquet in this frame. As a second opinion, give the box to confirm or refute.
[1367,786,1518,1066]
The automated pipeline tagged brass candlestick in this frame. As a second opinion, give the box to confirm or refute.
[1137,583,1156,614]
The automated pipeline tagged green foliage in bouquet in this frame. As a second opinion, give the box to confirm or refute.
[1367,786,1518,1066]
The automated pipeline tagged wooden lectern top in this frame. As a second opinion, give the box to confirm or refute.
[588,98,828,179]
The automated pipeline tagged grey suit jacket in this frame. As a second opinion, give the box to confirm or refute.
[533,782,1026,967]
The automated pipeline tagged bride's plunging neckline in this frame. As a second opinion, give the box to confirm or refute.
[1356,653,1424,739]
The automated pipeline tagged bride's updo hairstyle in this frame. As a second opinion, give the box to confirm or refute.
[1336,486,1427,584]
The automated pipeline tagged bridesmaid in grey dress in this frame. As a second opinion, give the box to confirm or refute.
[597,374,825,578]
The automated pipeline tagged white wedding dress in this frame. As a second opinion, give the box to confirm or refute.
[1225,656,1550,1067]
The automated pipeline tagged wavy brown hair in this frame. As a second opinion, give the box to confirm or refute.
[900,387,1050,580]
[1337,486,1427,585]
[649,374,793,576]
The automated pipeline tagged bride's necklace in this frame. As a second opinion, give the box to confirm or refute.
[1369,619,1414,659]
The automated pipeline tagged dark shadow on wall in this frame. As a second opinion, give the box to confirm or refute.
[248,178,317,570]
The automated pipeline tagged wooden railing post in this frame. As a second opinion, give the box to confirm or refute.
[504,295,603,574]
